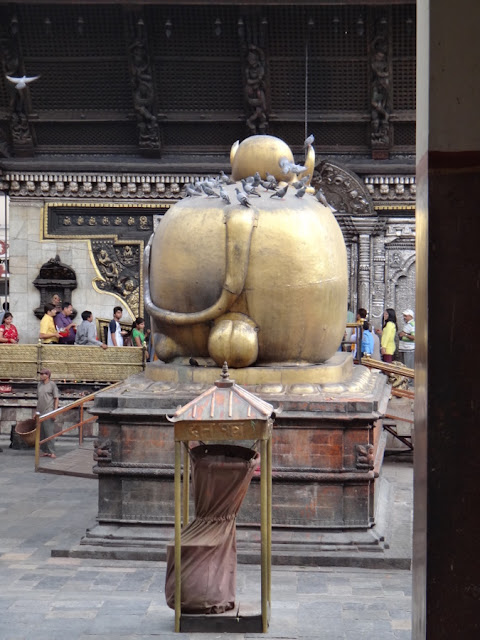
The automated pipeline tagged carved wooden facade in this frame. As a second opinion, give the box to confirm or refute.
[0,1,416,325]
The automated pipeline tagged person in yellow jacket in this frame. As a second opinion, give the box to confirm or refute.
[378,308,398,363]
[39,303,60,344]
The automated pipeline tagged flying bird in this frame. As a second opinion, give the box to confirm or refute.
[270,185,289,199]
[219,186,231,205]
[235,188,251,208]
[6,75,40,90]
[304,133,315,148]
[279,157,307,175]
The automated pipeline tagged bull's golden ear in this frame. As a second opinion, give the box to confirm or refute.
[230,140,239,166]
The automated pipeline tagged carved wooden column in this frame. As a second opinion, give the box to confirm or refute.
[369,14,392,160]
[124,9,161,156]
[0,12,36,157]
[238,12,269,135]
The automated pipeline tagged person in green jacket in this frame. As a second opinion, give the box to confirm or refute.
[132,317,150,348]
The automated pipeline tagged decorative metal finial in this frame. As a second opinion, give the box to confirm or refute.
[215,361,234,388]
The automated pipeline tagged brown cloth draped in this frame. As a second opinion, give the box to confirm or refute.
[165,444,260,614]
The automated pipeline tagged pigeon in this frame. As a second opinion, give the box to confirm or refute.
[265,172,277,185]
[292,175,311,189]
[244,175,255,184]
[186,184,201,197]
[203,178,219,189]
[316,187,331,208]
[219,170,234,185]
[189,357,200,367]
[201,183,219,197]
[235,188,251,207]
[253,171,261,187]
[270,185,289,199]
[193,181,203,193]
[219,186,231,205]
[242,180,261,197]
[304,133,315,148]
[6,74,40,90]
[295,186,306,198]
[260,179,277,192]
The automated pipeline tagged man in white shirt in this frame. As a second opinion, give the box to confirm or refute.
[107,306,127,346]
[398,308,415,369]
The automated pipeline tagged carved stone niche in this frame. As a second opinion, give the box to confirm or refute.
[33,255,77,319]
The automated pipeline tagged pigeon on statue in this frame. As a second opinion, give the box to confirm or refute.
[242,180,261,197]
[304,133,315,148]
[201,183,219,198]
[219,170,234,185]
[219,186,231,205]
[260,179,277,192]
[6,75,40,90]
[270,185,289,199]
[235,188,251,208]
[295,185,307,198]
[316,187,336,211]
[265,172,277,186]
[186,184,201,197]
[292,175,311,189]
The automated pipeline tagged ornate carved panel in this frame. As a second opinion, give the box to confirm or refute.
[91,239,142,319]
[42,203,168,318]
[312,161,374,216]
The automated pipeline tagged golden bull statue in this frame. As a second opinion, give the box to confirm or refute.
[144,135,347,368]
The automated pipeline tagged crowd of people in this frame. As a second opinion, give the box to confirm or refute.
[348,305,415,369]
[0,298,150,350]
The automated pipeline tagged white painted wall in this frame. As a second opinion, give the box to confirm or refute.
[8,199,134,344]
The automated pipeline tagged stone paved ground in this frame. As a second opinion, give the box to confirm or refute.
[0,441,412,640]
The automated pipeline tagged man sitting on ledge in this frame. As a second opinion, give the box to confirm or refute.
[75,311,108,350]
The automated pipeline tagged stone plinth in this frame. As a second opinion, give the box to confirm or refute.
[77,357,391,564]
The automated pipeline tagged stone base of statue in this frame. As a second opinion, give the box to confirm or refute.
[65,353,397,567]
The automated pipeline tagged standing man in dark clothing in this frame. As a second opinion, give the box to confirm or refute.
[55,301,76,344]
[36,368,59,459]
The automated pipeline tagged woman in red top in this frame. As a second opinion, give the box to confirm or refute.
[0,312,19,343]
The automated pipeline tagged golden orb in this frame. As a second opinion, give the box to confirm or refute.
[231,135,294,182]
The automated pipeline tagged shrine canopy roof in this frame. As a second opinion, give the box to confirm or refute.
[168,364,275,424]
